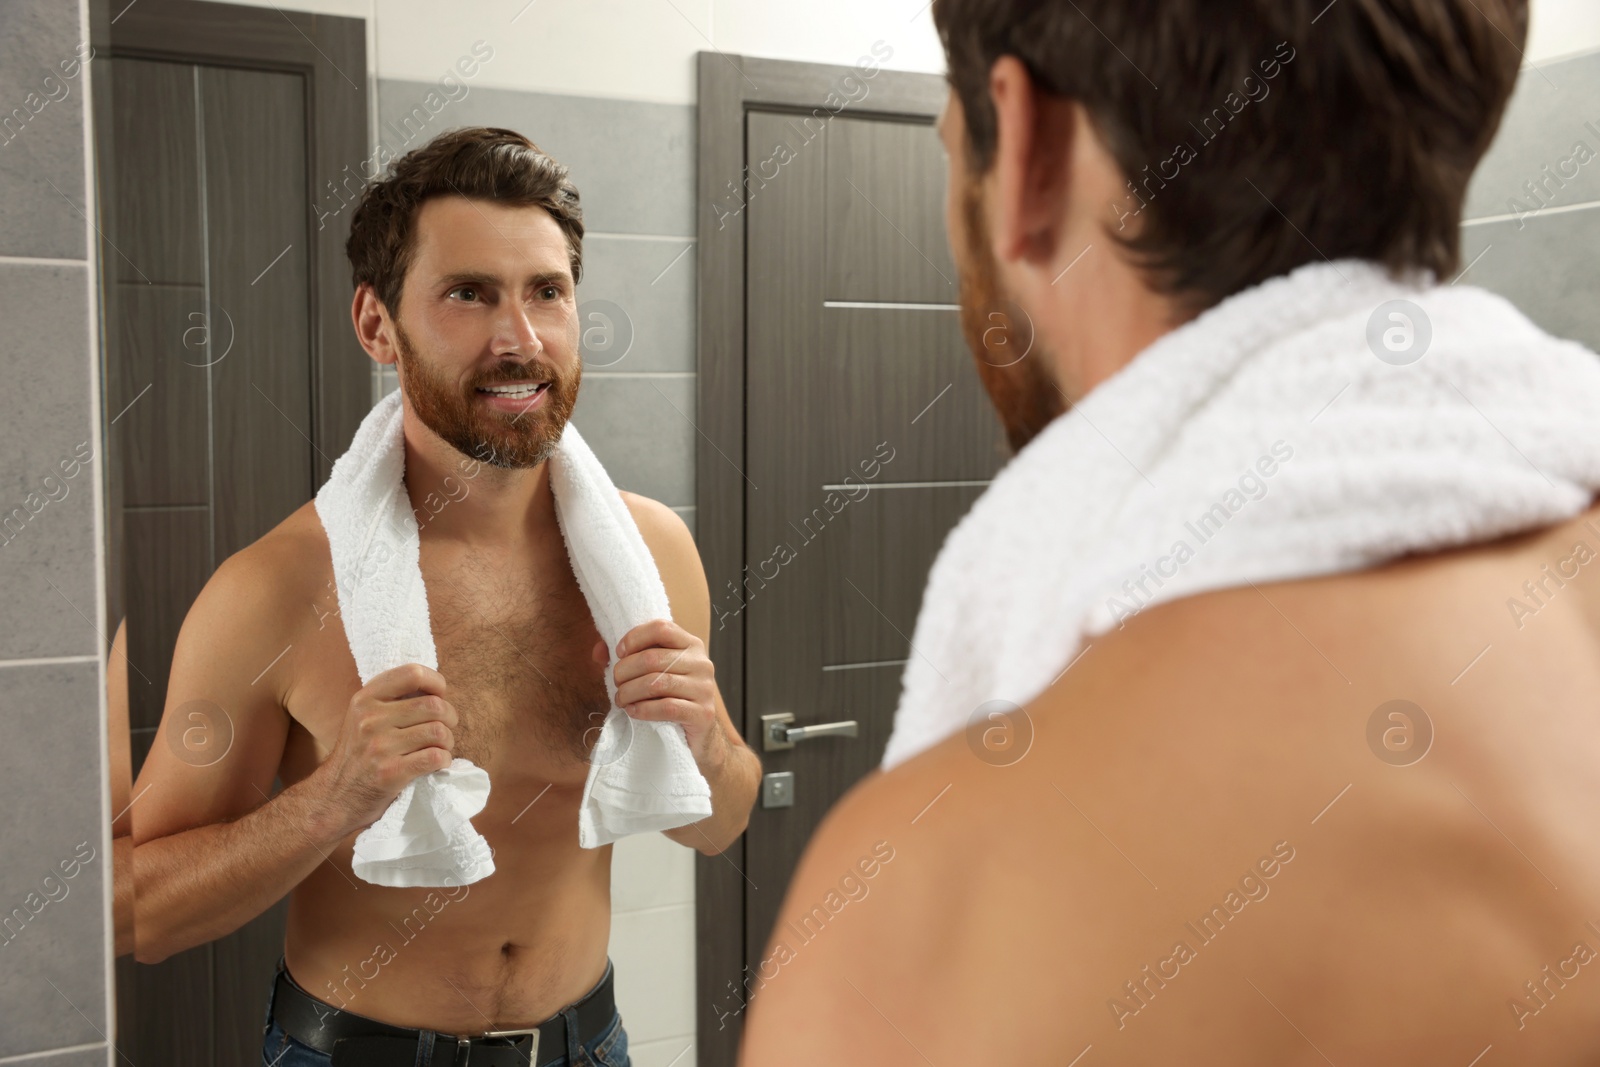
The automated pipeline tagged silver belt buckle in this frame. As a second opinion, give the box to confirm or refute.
[473,1025,540,1059]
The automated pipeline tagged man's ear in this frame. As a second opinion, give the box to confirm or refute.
[986,55,1075,271]
[351,283,399,367]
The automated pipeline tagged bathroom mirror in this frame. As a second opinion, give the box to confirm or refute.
[91,2,953,1065]
[77,0,1600,1064]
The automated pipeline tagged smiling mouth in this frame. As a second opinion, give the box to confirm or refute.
[475,381,550,400]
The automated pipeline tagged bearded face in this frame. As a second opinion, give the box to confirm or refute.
[953,158,1067,455]
[393,317,581,469]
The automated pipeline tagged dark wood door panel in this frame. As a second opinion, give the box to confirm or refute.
[201,65,313,561]
[102,5,367,1062]
[746,483,988,672]
[115,283,209,507]
[696,56,953,1067]
[109,58,204,287]
[824,114,958,305]
[742,101,1000,994]
[127,944,214,1065]
[213,898,290,1065]
[745,108,827,486]
[743,664,901,957]
[817,307,1004,482]
[124,507,211,735]
[749,304,1004,487]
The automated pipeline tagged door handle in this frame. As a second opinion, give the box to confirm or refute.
[761,711,859,751]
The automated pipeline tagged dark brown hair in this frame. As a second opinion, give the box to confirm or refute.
[346,126,584,312]
[934,0,1527,313]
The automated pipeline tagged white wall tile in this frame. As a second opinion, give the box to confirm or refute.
[611,832,696,913]
[609,903,698,1045]
[628,1034,698,1067]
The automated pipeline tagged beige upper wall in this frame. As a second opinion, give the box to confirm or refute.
[374,0,945,103]
[1529,0,1600,63]
[190,0,1600,104]
[193,0,944,103]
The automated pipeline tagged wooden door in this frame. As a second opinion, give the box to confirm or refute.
[739,105,1007,991]
[110,51,310,1066]
[697,54,1014,1066]
[97,3,367,1063]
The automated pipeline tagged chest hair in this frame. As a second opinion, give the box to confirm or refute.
[425,554,611,769]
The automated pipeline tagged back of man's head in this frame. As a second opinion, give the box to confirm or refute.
[933,0,1528,314]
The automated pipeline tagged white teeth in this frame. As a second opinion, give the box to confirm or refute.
[479,383,546,398]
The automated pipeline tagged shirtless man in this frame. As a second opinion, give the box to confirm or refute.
[742,1,1600,1064]
[129,127,761,1065]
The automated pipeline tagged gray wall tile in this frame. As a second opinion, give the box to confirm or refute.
[672,505,695,542]
[579,237,696,373]
[0,663,108,1058]
[376,79,694,236]
[375,362,398,405]
[0,263,99,660]
[0,0,90,259]
[570,374,695,507]
[1464,49,1600,222]
[6,1,111,1060]
[1459,205,1600,350]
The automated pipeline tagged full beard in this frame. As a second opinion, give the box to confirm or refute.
[956,178,1066,455]
[393,321,580,469]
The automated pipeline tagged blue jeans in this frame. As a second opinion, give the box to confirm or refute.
[260,956,631,1067]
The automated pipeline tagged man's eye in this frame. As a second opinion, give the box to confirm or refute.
[447,286,479,302]
[539,286,561,301]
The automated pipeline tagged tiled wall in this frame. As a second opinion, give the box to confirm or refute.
[0,0,114,1064]
[372,80,703,1067]
[1461,47,1600,351]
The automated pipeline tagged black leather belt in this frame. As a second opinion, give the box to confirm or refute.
[269,954,616,1067]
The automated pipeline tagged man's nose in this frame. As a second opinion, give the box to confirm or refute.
[492,301,545,359]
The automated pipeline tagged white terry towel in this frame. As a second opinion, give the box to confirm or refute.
[881,259,1600,772]
[314,387,713,887]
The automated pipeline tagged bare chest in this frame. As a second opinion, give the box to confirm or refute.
[283,548,611,790]
[425,553,611,780]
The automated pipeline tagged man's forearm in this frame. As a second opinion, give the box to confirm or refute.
[665,740,761,855]
[133,774,348,964]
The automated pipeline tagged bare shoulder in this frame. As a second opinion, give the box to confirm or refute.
[132,500,335,843]
[746,499,1600,1063]
[737,756,939,1062]
[618,490,709,629]
[168,498,335,704]
[206,499,333,625]
[618,489,693,558]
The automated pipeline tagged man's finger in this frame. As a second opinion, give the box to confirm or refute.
[613,645,695,687]
[366,662,448,700]
[616,667,693,708]
[625,697,696,724]
[616,618,690,657]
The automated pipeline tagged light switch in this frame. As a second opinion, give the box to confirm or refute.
[762,771,795,809]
